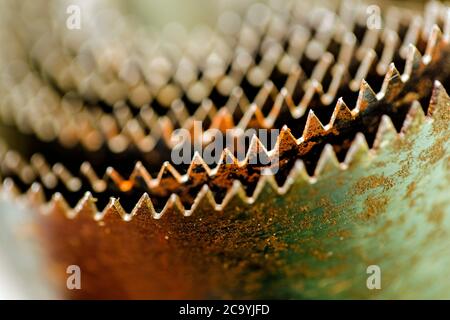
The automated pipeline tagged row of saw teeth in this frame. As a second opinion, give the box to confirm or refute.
[1,80,448,218]
[1,18,449,187]
[0,2,449,155]
[19,1,448,104]
[1,80,448,214]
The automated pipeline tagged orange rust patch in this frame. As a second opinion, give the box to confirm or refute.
[359,195,389,220]
[418,136,446,165]
[352,175,394,195]
[396,159,411,178]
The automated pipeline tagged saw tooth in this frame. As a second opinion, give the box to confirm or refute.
[158,116,176,148]
[130,193,156,219]
[379,63,404,102]
[196,99,218,123]
[298,80,321,111]
[106,167,134,193]
[225,86,249,115]
[2,178,20,199]
[80,161,107,193]
[400,15,423,58]
[354,80,378,114]
[302,110,326,141]
[125,119,151,152]
[267,88,295,124]
[427,80,450,118]
[2,151,36,185]
[26,182,46,206]
[314,144,340,177]
[198,185,223,212]
[219,147,239,166]
[424,24,444,63]
[321,63,346,105]
[2,80,448,216]
[400,101,426,136]
[156,161,183,183]
[283,66,303,97]
[130,161,153,189]
[223,180,248,208]
[283,160,310,189]
[329,98,354,129]
[102,197,128,221]
[403,44,425,80]
[187,152,211,177]
[138,106,157,131]
[310,52,334,84]
[184,184,215,216]
[245,134,271,165]
[373,115,398,150]
[30,154,58,189]
[73,191,98,217]
[212,148,239,179]
[164,193,186,217]
[377,30,399,75]
[254,80,275,110]
[343,133,370,167]
[250,174,278,202]
[49,192,73,218]
[274,125,299,152]
[350,49,377,92]
[210,180,238,211]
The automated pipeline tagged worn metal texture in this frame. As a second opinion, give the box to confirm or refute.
[1,22,449,213]
[0,0,449,299]
[1,83,448,299]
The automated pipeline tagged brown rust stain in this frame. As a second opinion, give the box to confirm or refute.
[359,195,389,220]
[351,175,394,195]
[427,205,445,225]
[419,140,445,165]
[395,159,411,178]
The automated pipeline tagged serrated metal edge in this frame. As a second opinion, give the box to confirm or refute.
[1,81,448,219]
[2,5,448,155]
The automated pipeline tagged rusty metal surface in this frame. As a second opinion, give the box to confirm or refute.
[0,0,449,299]
[0,83,448,299]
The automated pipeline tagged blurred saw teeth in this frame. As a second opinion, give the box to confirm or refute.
[0,0,450,299]
[0,0,448,157]
[0,0,449,212]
